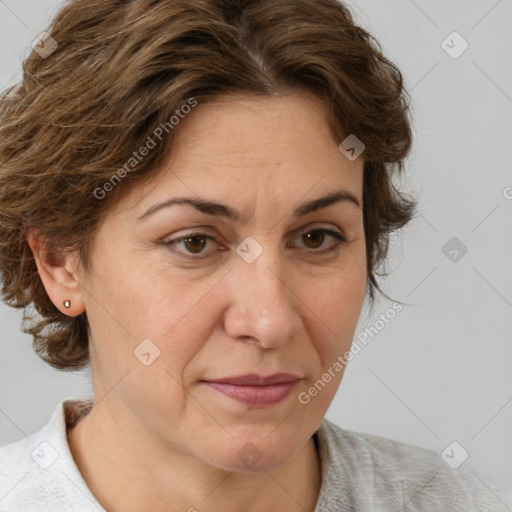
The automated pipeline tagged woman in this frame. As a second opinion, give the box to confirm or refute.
[0,0,510,510]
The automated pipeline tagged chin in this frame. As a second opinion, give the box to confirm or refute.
[203,432,301,474]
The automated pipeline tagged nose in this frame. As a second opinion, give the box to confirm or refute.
[222,251,302,349]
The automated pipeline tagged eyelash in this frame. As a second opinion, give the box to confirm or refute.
[162,228,348,259]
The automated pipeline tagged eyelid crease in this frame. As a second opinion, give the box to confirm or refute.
[161,225,348,259]
[161,222,346,244]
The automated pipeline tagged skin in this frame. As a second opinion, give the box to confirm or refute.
[28,90,367,512]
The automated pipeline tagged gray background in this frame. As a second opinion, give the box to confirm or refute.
[1,0,511,490]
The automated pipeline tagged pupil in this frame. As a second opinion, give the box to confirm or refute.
[305,231,323,248]
[185,236,206,253]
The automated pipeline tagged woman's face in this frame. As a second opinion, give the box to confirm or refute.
[73,90,366,472]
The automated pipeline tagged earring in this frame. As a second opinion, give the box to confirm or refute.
[63,300,71,309]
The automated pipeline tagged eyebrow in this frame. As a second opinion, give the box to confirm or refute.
[136,189,362,223]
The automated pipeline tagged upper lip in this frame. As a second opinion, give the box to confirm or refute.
[203,373,301,386]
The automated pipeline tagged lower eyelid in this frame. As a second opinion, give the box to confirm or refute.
[163,228,347,256]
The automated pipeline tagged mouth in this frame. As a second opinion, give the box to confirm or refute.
[201,373,302,407]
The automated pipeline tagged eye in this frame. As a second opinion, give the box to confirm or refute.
[291,228,348,255]
[162,227,347,259]
[162,232,217,258]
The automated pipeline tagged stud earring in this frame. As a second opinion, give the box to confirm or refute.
[63,300,71,309]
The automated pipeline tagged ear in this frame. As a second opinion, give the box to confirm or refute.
[27,231,86,317]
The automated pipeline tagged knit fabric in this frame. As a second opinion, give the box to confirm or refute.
[1,397,511,511]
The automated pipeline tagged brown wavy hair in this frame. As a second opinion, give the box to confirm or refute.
[0,0,417,371]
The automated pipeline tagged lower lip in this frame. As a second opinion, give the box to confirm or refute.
[203,380,299,406]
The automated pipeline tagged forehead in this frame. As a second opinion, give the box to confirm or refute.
[119,90,364,217]
[170,90,339,160]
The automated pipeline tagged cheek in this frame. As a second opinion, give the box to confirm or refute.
[298,273,365,413]
[84,262,217,425]
[84,254,214,386]
[308,263,366,349]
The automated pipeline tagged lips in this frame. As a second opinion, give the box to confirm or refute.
[203,373,301,386]
[202,373,302,406]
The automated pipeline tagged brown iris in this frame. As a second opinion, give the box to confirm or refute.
[182,235,208,254]
[302,230,325,249]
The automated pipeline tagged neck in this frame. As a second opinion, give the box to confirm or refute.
[67,400,322,512]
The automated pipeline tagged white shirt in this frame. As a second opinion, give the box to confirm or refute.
[1,396,511,511]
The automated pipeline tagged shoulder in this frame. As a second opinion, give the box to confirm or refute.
[0,430,72,511]
[0,397,101,512]
[315,418,512,511]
